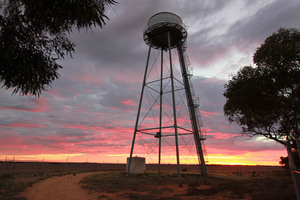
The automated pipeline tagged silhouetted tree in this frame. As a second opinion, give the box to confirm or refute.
[224,28,300,147]
[0,0,116,96]
[279,156,289,169]
[280,150,300,169]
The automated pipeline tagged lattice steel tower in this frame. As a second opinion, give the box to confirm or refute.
[127,12,207,178]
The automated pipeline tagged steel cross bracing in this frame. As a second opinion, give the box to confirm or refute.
[128,16,207,177]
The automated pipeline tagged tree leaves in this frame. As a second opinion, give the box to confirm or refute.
[254,28,300,71]
[224,28,300,145]
[0,0,116,96]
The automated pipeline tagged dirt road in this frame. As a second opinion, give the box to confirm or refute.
[19,172,100,200]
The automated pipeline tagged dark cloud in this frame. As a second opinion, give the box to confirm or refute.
[192,77,226,112]
[228,0,300,48]
[1,0,296,163]
[185,0,300,72]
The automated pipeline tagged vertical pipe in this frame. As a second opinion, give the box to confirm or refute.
[286,139,300,200]
[296,120,300,158]
[296,138,300,158]
[177,42,207,175]
[168,31,181,179]
[127,45,152,175]
[158,48,164,174]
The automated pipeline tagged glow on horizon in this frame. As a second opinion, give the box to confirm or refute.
[1,150,285,166]
[207,154,280,166]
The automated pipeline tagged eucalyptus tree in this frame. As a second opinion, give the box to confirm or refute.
[0,0,116,96]
[224,28,300,147]
[224,28,300,199]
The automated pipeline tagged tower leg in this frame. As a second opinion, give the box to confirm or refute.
[177,42,207,175]
[168,31,181,179]
[158,48,163,174]
[127,45,152,175]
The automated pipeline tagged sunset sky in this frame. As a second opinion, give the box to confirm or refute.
[1,0,300,166]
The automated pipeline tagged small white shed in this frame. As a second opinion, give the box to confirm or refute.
[126,157,145,174]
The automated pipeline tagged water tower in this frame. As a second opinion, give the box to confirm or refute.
[127,12,207,178]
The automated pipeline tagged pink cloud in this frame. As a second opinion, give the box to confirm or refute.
[0,132,127,156]
[120,99,135,106]
[200,111,220,118]
[0,98,48,112]
[206,131,240,139]
[0,123,46,128]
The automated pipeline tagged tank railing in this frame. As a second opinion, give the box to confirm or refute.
[148,17,182,26]
[144,18,187,34]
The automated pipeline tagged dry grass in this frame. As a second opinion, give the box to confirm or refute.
[80,169,296,200]
[0,163,296,200]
